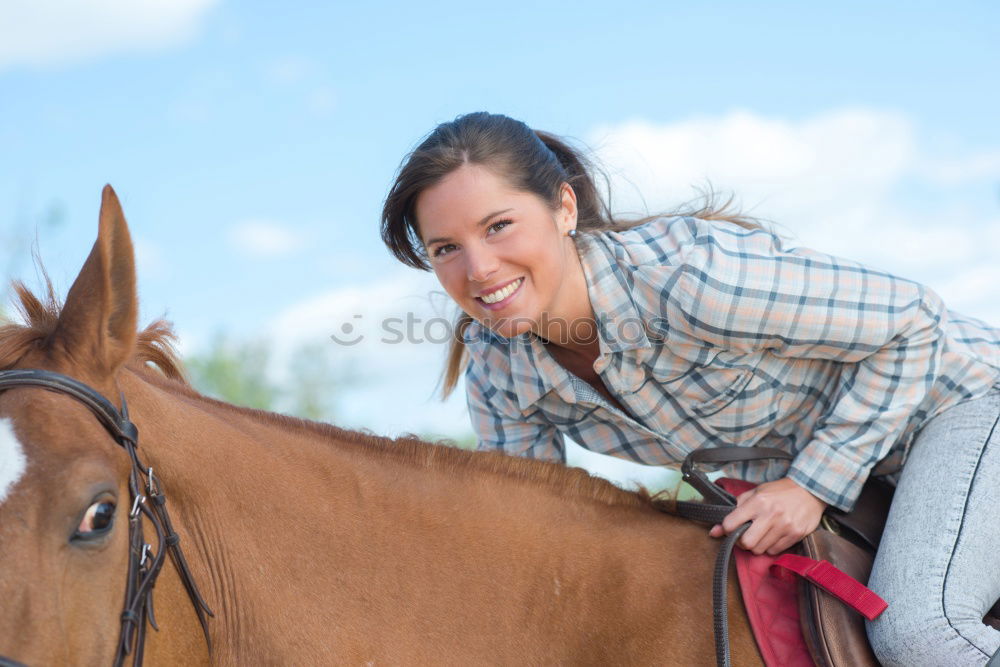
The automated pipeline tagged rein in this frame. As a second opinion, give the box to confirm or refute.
[673,446,796,667]
[0,369,213,667]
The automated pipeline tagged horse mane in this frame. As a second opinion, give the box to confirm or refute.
[3,279,668,512]
[1,280,185,380]
[135,366,662,511]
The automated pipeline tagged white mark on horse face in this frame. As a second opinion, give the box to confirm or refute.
[0,418,28,506]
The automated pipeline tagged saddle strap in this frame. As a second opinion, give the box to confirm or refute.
[771,554,887,621]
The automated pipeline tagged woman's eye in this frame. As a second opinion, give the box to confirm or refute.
[75,500,116,539]
[488,219,512,234]
[433,243,456,257]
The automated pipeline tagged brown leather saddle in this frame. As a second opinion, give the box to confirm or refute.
[798,477,891,667]
[801,493,1000,666]
[669,446,1000,667]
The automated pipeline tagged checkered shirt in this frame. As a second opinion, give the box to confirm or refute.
[464,216,1000,511]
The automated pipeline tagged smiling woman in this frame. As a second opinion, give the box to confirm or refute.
[380,111,1000,665]
[380,111,761,397]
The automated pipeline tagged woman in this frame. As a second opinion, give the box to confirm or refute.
[380,111,1000,665]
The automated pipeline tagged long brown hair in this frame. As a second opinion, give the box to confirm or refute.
[380,112,765,398]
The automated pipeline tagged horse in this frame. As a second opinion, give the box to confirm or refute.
[0,186,760,665]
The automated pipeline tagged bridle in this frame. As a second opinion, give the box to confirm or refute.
[0,369,213,667]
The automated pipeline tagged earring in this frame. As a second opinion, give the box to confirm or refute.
[567,229,577,238]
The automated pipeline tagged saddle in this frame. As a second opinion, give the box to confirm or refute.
[668,447,1000,667]
[718,475,887,667]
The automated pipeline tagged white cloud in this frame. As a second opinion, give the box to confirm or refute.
[267,269,454,379]
[918,151,1000,185]
[0,0,220,71]
[228,220,305,259]
[589,108,919,218]
[265,269,468,436]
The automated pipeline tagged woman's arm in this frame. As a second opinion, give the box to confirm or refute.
[636,218,946,512]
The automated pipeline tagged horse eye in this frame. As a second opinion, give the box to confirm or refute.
[75,500,116,539]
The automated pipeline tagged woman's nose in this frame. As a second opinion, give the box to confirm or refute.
[464,244,500,283]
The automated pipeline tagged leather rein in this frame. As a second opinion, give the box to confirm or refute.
[0,369,213,667]
[673,446,797,667]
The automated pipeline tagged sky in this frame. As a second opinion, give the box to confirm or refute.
[2,1,998,490]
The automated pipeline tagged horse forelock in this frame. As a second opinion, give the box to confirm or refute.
[0,418,27,506]
[1,279,187,382]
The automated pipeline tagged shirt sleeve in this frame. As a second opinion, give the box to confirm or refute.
[464,342,566,464]
[636,219,946,510]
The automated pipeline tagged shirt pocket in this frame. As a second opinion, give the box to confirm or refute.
[690,368,754,417]
[658,362,785,446]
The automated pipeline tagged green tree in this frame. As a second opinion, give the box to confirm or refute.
[184,333,357,422]
[184,334,279,411]
[286,341,357,421]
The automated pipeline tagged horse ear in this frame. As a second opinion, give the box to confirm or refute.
[52,185,138,377]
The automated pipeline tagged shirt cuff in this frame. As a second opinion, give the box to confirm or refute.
[786,438,873,512]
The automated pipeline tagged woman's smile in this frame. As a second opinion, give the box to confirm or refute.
[476,277,524,310]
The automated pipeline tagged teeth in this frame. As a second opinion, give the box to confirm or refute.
[480,278,522,304]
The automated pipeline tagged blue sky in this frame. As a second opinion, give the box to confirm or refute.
[2,1,998,488]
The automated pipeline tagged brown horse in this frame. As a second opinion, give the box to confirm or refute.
[0,186,760,665]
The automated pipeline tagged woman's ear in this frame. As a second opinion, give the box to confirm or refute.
[558,182,578,233]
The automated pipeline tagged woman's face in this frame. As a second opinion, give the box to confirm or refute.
[415,163,580,339]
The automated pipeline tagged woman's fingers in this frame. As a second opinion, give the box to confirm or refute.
[736,520,767,553]
[712,495,795,554]
[766,533,802,556]
[720,499,755,534]
[731,517,797,554]
[706,478,827,554]
[710,514,800,554]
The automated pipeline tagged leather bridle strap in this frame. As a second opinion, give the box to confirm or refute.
[673,446,795,667]
[0,369,140,444]
[0,369,213,667]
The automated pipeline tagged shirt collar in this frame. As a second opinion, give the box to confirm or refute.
[508,334,577,411]
[577,232,652,357]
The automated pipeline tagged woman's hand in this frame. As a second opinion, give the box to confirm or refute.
[708,477,827,555]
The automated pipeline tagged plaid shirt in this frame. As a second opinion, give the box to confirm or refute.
[464,216,1000,511]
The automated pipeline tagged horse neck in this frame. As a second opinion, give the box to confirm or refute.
[122,369,710,661]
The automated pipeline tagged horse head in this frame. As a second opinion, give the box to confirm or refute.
[0,186,209,665]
